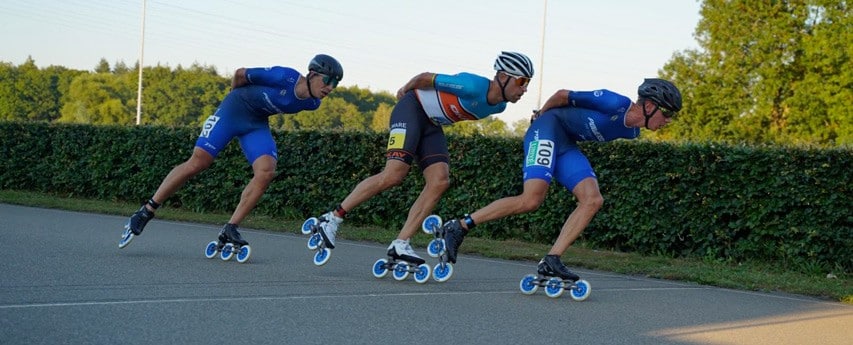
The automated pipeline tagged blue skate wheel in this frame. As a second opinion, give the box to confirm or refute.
[204,241,218,259]
[307,233,321,250]
[393,262,409,281]
[544,277,564,298]
[301,217,317,235]
[427,239,444,258]
[236,245,251,263]
[422,215,442,234]
[220,243,234,261]
[569,279,591,301]
[372,259,389,278]
[433,262,453,283]
[414,264,431,284]
[313,248,331,266]
[519,274,539,295]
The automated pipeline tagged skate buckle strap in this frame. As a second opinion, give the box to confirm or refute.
[335,204,347,218]
[462,215,476,230]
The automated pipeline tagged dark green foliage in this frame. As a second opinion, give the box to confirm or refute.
[582,141,852,274]
[1,122,849,273]
[0,122,53,189]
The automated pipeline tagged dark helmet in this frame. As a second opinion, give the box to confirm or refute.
[308,54,343,82]
[638,78,682,113]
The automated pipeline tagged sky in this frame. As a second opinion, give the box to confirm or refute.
[0,0,702,126]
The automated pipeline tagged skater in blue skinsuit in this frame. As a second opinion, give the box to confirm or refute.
[119,54,344,251]
[311,52,534,265]
[441,79,683,280]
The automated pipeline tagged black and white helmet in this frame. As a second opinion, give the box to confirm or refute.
[493,51,534,78]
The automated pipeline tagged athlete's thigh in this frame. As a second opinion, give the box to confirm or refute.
[238,127,277,165]
[195,97,251,158]
[552,146,596,191]
[522,114,563,184]
[386,92,429,165]
[416,123,449,170]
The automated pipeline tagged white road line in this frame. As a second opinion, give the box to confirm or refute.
[0,286,721,310]
[0,290,514,309]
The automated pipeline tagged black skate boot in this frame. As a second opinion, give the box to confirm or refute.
[387,239,425,265]
[218,223,248,246]
[126,205,155,236]
[537,255,580,281]
[442,220,466,263]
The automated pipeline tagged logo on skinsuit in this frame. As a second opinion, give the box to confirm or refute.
[387,128,406,150]
[386,151,407,160]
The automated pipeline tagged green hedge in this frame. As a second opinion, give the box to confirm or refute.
[1,122,850,272]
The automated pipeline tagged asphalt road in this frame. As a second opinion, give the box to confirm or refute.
[0,204,850,345]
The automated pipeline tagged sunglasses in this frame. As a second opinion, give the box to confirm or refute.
[658,106,676,118]
[319,73,340,88]
[503,72,530,87]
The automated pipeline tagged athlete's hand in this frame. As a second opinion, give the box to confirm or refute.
[530,109,542,123]
[396,87,408,100]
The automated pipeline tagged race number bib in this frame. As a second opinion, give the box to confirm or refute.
[525,139,554,168]
[387,128,406,150]
[199,115,220,138]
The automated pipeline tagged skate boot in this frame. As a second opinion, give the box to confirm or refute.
[537,255,580,281]
[126,205,155,236]
[218,223,248,246]
[318,211,342,249]
[387,239,425,265]
[442,219,466,263]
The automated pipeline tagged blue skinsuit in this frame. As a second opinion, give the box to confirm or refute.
[196,67,320,164]
[523,89,637,190]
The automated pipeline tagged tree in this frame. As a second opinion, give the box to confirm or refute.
[0,59,83,122]
[269,115,298,131]
[39,65,81,122]
[476,116,510,136]
[659,0,851,146]
[784,1,852,145]
[0,62,20,121]
[290,97,342,130]
[444,116,509,137]
[328,86,395,113]
[336,98,368,131]
[113,60,132,74]
[370,103,393,132]
[142,63,228,126]
[510,118,530,137]
[139,65,177,125]
[14,57,65,122]
[94,58,111,74]
[58,72,135,124]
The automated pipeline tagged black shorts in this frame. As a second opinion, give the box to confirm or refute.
[385,91,449,170]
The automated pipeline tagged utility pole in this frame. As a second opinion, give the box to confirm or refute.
[136,0,146,125]
[536,0,547,111]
